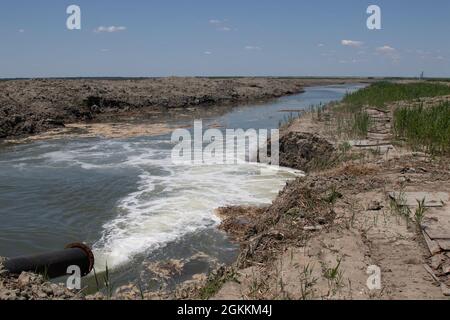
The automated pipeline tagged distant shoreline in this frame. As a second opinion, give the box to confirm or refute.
[1,76,449,81]
[0,77,371,140]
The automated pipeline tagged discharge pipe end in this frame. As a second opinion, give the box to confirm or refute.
[4,243,95,279]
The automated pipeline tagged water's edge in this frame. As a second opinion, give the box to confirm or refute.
[0,84,364,293]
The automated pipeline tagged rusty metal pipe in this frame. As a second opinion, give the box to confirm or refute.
[3,243,94,279]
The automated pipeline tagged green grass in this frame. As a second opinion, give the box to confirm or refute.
[334,81,450,144]
[299,264,318,300]
[198,269,239,300]
[414,198,427,226]
[352,111,371,137]
[278,112,300,129]
[322,258,345,297]
[393,101,450,155]
[324,186,343,205]
[343,81,450,109]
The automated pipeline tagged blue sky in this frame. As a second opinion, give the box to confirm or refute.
[0,0,449,78]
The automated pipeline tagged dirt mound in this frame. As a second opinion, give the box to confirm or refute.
[218,174,348,268]
[216,206,266,242]
[276,132,337,172]
[0,77,305,138]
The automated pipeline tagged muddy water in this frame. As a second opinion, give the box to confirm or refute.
[0,84,363,291]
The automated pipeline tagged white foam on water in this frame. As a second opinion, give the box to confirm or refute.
[0,84,362,270]
[1,129,303,270]
[92,140,303,269]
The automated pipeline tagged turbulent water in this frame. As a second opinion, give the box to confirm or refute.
[0,84,364,288]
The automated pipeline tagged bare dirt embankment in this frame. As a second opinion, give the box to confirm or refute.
[0,77,370,140]
[164,91,450,300]
[0,77,303,138]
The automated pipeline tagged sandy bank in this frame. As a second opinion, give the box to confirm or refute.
[75,89,450,300]
[169,94,450,300]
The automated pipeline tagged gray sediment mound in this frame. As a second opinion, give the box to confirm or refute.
[0,257,79,300]
[272,131,336,172]
[0,77,305,138]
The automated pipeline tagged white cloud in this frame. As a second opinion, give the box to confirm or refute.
[321,52,333,57]
[245,46,262,51]
[317,43,325,47]
[412,49,446,61]
[94,26,127,33]
[18,29,25,33]
[209,19,222,25]
[100,49,110,52]
[376,45,400,62]
[341,40,363,48]
[209,19,235,32]
[339,58,365,64]
[204,51,212,55]
[376,45,396,54]
[416,49,431,55]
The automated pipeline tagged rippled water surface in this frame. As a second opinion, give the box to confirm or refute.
[0,84,363,289]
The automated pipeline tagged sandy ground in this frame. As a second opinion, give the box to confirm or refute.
[201,95,450,300]
[2,122,174,143]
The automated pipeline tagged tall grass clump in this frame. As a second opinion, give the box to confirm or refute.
[343,82,450,109]
[278,112,300,129]
[352,111,371,137]
[393,101,450,155]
